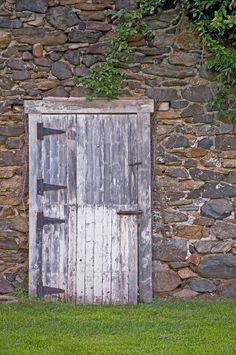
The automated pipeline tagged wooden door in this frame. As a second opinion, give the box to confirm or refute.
[27,99,153,304]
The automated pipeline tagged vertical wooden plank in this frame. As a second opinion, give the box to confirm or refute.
[119,215,129,304]
[111,210,121,304]
[128,215,138,304]
[102,207,112,304]
[93,205,104,304]
[77,115,86,206]
[29,114,42,296]
[85,115,94,205]
[137,112,152,303]
[85,205,95,304]
[76,205,85,304]
[67,115,77,303]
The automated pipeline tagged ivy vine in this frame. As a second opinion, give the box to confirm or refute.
[74,0,236,121]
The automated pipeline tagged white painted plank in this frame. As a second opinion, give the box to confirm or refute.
[102,207,112,304]
[85,205,95,304]
[76,205,85,304]
[119,215,129,304]
[28,114,42,296]
[111,210,121,304]
[93,205,104,304]
[128,216,138,304]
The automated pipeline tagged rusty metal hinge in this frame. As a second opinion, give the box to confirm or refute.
[117,210,143,216]
[36,212,65,231]
[37,281,64,297]
[37,122,66,140]
[37,179,67,195]
[128,161,142,167]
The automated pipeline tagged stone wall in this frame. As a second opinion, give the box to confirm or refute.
[0,0,235,299]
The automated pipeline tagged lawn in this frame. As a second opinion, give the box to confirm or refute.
[0,298,235,355]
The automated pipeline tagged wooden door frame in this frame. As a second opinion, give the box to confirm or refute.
[25,98,154,303]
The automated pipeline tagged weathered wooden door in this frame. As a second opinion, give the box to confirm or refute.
[26,99,153,304]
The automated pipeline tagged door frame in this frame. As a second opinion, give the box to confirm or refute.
[25,98,154,303]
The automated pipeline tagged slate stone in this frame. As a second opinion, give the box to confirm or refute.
[182,86,213,102]
[202,182,236,199]
[201,199,233,220]
[196,123,232,137]
[0,17,22,29]
[115,0,137,10]
[194,240,233,254]
[180,104,204,118]
[51,61,72,80]
[82,55,100,67]
[198,255,236,279]
[189,168,224,182]
[188,278,216,293]
[0,125,24,137]
[171,100,188,109]
[153,263,181,292]
[198,138,213,149]
[13,28,67,45]
[0,277,13,294]
[13,70,31,81]
[153,32,175,47]
[145,88,178,101]
[163,210,188,223]
[46,6,80,30]
[152,238,187,262]
[49,52,62,62]
[164,135,191,149]
[226,171,236,184]
[166,168,189,179]
[192,114,214,124]
[34,58,51,67]
[8,59,26,70]
[0,216,27,233]
[16,0,48,13]
[143,64,194,79]
[211,221,236,240]
[43,86,69,97]
[0,31,11,49]
[0,236,18,250]
[64,50,80,65]
[168,51,200,67]
[169,262,189,270]
[68,30,103,44]
[215,135,236,150]
[22,51,33,61]
[219,281,236,298]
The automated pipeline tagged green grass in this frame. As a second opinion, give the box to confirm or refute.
[0,299,236,355]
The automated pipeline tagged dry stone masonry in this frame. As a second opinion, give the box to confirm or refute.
[0,0,236,299]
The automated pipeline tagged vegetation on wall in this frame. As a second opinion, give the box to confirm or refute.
[75,0,236,121]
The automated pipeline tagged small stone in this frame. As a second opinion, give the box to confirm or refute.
[185,148,208,158]
[0,124,24,137]
[46,6,80,30]
[152,238,187,262]
[0,17,22,29]
[222,160,236,168]
[43,86,69,97]
[164,135,190,149]
[173,288,199,299]
[8,59,26,70]
[166,168,189,179]
[169,262,189,270]
[22,51,33,60]
[0,32,11,49]
[171,100,189,109]
[13,70,31,81]
[115,0,137,10]
[192,114,214,124]
[34,57,51,67]
[189,168,224,182]
[198,255,236,279]
[153,32,175,47]
[178,268,197,279]
[194,240,233,254]
[153,263,181,292]
[143,64,194,79]
[82,55,100,67]
[180,104,204,118]
[218,281,236,298]
[211,221,236,240]
[86,21,112,32]
[51,61,72,80]
[33,43,44,58]
[13,28,67,45]
[226,171,236,184]
[202,182,236,199]
[175,225,203,239]
[169,51,200,67]
[145,88,178,101]
[188,278,216,293]
[182,86,213,103]
[201,199,233,220]
[0,277,13,294]
[187,252,201,265]
[64,50,80,65]
[200,153,221,168]
[197,138,213,149]
[163,210,188,223]
[184,158,197,168]
[16,0,48,13]
[193,216,214,226]
[156,110,180,119]
[175,30,201,51]
[68,30,103,44]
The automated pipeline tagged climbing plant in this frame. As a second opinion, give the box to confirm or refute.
[75,0,236,121]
